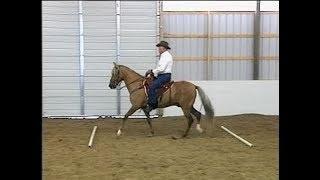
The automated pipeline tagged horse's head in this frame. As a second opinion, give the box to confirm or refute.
[108,62,123,89]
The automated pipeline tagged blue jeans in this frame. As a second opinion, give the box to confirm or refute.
[148,73,171,108]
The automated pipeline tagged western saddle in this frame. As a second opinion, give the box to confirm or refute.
[144,71,174,100]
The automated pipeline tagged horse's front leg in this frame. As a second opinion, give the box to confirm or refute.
[117,106,139,136]
[143,108,154,137]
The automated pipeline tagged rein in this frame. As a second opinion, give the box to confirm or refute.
[117,77,145,94]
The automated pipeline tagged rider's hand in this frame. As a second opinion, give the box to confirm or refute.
[145,69,153,77]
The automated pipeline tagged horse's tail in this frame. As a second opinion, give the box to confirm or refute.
[196,86,214,118]
[196,85,215,135]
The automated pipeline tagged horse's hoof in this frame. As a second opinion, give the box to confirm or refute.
[147,133,154,137]
[171,136,178,140]
[116,129,122,137]
[171,135,182,140]
[196,124,204,133]
[197,128,204,133]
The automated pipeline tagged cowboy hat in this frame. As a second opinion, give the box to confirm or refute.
[156,41,171,49]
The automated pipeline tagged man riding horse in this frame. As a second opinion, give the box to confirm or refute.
[145,41,173,114]
[108,41,214,138]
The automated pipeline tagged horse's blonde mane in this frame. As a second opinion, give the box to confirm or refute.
[119,65,144,78]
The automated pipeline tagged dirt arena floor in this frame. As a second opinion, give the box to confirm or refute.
[43,114,278,180]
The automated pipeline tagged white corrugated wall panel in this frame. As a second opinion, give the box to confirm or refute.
[42,1,81,116]
[120,1,158,116]
[161,12,278,80]
[259,12,279,80]
[43,1,159,117]
[210,13,254,80]
[162,13,207,80]
[82,1,117,116]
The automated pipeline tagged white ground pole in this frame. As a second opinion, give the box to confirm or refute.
[220,126,253,147]
[88,126,98,148]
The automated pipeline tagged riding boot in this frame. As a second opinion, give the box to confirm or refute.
[144,104,152,114]
[145,104,156,114]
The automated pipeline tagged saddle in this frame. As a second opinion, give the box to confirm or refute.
[144,72,174,100]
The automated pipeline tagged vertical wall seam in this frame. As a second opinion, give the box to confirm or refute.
[253,0,261,80]
[78,1,85,115]
[116,1,121,115]
[157,1,164,117]
[207,11,210,80]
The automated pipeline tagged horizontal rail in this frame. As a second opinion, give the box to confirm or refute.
[162,33,279,38]
[161,11,278,15]
[173,56,279,61]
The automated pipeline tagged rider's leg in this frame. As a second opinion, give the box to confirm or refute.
[147,73,172,111]
[148,78,162,108]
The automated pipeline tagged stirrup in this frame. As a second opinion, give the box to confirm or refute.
[145,105,153,113]
[146,104,157,113]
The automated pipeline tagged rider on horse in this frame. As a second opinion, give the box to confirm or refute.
[145,41,173,114]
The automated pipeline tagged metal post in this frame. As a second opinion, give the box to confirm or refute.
[157,1,164,118]
[157,1,161,42]
[116,1,121,115]
[159,1,163,41]
[78,1,85,115]
[207,11,211,80]
[253,0,261,80]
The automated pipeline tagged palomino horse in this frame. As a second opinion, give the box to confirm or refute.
[108,62,215,138]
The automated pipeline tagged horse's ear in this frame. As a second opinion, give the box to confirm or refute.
[113,62,118,67]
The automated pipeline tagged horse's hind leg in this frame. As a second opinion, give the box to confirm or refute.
[191,106,201,123]
[191,106,203,133]
[181,108,194,138]
[143,108,154,137]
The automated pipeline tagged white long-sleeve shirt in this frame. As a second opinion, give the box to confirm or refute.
[153,51,173,77]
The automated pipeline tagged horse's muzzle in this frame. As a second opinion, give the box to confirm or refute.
[109,84,116,89]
